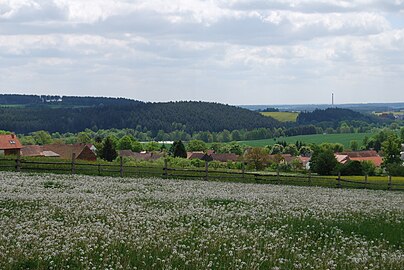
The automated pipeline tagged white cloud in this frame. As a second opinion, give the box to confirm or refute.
[0,0,403,104]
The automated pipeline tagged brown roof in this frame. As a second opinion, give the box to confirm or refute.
[0,134,22,150]
[21,145,42,156]
[42,144,96,160]
[187,152,206,160]
[211,153,239,162]
[187,152,239,162]
[21,145,60,157]
[119,150,135,157]
[268,154,295,164]
[341,151,379,158]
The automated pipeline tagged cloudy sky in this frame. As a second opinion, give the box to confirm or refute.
[1,0,403,105]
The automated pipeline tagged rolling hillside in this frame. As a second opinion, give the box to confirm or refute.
[0,95,280,134]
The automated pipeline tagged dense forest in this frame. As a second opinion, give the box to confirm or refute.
[0,95,280,134]
[0,95,396,137]
[297,108,381,124]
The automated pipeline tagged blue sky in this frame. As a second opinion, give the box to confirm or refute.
[0,0,403,105]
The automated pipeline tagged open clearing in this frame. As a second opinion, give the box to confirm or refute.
[240,133,373,148]
[260,111,299,122]
[0,172,403,269]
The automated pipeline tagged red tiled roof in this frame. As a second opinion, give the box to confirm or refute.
[0,134,22,150]
[341,151,379,158]
[350,156,383,167]
[297,156,311,166]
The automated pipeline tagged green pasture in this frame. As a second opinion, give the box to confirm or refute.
[239,133,373,148]
[260,111,299,122]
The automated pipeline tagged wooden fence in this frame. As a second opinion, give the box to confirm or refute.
[0,155,403,191]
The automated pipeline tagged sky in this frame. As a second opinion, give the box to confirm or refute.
[0,0,404,105]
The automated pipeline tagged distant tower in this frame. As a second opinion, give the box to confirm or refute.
[332,93,334,106]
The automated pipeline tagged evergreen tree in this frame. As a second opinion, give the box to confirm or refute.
[170,140,187,158]
[98,137,117,162]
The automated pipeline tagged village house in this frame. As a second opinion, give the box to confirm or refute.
[335,150,383,167]
[0,134,22,156]
[268,154,295,164]
[297,156,311,170]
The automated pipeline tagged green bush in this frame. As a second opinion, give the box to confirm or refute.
[385,164,404,176]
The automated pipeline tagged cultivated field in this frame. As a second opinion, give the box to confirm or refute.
[260,111,299,122]
[240,133,373,148]
[0,172,403,269]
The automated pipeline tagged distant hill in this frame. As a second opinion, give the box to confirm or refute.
[0,95,280,134]
[240,103,404,113]
[297,108,383,124]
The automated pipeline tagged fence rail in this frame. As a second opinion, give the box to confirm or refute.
[0,156,402,191]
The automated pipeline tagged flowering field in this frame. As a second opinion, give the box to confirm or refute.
[0,172,403,269]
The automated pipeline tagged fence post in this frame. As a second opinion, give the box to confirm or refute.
[16,152,21,172]
[205,160,209,181]
[364,174,368,188]
[163,159,168,179]
[308,171,311,184]
[337,172,341,188]
[276,167,280,184]
[98,164,101,176]
[388,175,392,190]
[71,153,76,175]
[120,156,124,178]
[242,162,245,179]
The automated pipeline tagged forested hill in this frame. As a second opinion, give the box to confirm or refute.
[0,94,140,107]
[297,108,381,124]
[0,95,280,134]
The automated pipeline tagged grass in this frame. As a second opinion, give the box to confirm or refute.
[0,172,403,269]
[260,111,299,122]
[239,133,373,148]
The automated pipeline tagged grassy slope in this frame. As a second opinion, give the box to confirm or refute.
[239,133,373,148]
[260,111,299,122]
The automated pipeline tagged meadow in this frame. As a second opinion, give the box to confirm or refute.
[260,111,299,122]
[239,133,373,148]
[0,171,403,269]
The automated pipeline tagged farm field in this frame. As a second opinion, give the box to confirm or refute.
[260,111,299,122]
[239,133,373,148]
[0,172,403,269]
